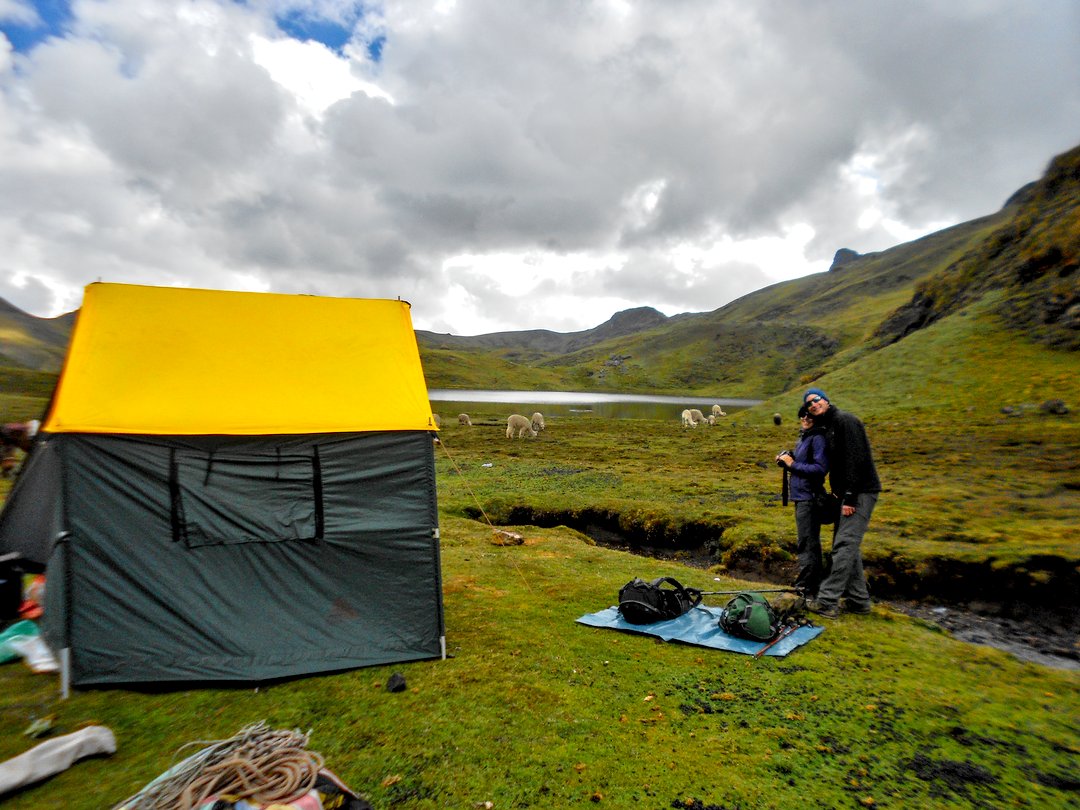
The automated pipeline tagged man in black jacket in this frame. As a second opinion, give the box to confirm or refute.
[802,388,881,617]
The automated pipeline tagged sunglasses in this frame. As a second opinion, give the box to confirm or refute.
[806,396,823,404]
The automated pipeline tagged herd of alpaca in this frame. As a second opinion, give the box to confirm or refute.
[435,404,731,439]
[435,412,548,438]
[680,403,727,427]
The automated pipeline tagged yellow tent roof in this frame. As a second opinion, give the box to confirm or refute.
[44,283,437,435]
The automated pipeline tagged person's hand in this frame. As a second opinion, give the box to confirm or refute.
[776,452,793,467]
[841,504,856,517]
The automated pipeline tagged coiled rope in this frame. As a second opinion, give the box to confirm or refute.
[114,722,323,810]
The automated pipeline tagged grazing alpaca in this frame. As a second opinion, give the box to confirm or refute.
[506,414,537,438]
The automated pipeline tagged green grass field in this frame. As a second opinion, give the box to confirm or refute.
[0,517,1077,809]
[429,299,1079,602]
[0,296,1077,808]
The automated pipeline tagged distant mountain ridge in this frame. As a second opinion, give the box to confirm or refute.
[416,305,671,354]
[2,142,1077,398]
[418,143,1078,395]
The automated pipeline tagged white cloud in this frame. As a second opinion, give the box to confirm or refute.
[0,0,1077,336]
[0,1,40,26]
[250,34,392,118]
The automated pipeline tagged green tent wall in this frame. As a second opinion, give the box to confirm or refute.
[29,431,444,686]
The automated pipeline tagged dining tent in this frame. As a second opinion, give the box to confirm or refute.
[0,283,445,687]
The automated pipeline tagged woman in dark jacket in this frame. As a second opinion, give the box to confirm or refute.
[776,405,828,595]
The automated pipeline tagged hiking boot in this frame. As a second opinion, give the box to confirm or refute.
[806,599,839,618]
[843,600,872,615]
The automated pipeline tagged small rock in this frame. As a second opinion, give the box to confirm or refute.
[386,672,407,692]
[492,530,524,546]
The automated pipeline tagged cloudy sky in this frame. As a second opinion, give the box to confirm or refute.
[1,1,1078,336]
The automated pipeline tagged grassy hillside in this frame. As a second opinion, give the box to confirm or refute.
[417,145,1078,399]
[0,300,73,373]
[429,293,1078,606]
[417,210,1012,398]
[876,144,1080,352]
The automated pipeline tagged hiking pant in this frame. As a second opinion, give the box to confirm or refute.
[793,500,823,595]
[816,492,877,608]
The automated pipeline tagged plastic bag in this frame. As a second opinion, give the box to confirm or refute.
[6,634,59,673]
[0,619,40,665]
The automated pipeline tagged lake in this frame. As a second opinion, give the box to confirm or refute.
[428,389,762,421]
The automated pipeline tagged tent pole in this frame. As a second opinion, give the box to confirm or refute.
[60,648,70,699]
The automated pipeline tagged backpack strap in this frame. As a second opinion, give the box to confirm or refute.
[650,576,682,589]
[650,577,703,613]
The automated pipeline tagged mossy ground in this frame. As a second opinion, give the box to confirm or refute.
[0,517,1077,809]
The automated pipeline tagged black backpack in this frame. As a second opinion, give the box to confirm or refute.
[617,577,702,624]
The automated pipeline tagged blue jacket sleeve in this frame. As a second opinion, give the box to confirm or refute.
[790,434,828,477]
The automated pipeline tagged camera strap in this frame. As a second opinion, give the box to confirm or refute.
[781,467,789,506]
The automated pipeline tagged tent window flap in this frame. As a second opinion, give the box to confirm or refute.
[169,448,323,548]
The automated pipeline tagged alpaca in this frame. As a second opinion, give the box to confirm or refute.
[506,414,537,438]
[687,408,708,426]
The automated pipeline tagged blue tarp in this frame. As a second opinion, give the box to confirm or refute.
[576,606,824,657]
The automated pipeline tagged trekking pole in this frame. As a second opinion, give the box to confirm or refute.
[753,623,798,658]
[698,588,798,597]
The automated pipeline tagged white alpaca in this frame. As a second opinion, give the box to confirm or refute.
[432,413,441,428]
[458,413,472,426]
[506,414,537,438]
[688,408,708,426]
[681,409,693,427]
[531,412,546,432]
[711,404,727,417]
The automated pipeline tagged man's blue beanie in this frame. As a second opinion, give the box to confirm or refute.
[804,387,829,403]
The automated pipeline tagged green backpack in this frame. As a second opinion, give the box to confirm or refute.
[718,592,779,642]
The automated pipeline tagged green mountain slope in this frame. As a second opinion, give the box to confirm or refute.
[417,144,1078,398]
[0,298,73,373]
[2,144,1077,404]
[416,210,1007,397]
[876,144,1080,350]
